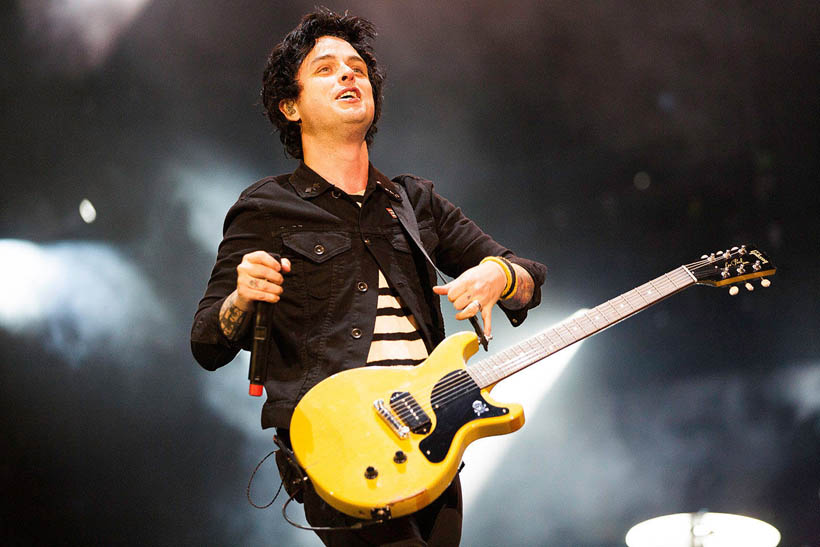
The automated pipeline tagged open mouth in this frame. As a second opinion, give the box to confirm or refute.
[336,88,360,101]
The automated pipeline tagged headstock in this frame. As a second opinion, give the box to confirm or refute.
[685,245,776,295]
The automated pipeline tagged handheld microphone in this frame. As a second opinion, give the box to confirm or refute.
[248,302,270,396]
[248,253,281,396]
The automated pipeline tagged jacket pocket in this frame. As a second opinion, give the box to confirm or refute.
[389,229,412,253]
[282,231,351,299]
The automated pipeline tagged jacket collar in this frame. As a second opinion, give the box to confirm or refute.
[289,161,402,202]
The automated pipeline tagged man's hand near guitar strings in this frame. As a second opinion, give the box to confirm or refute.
[433,260,535,338]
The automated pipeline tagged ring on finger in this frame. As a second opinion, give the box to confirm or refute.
[470,299,482,312]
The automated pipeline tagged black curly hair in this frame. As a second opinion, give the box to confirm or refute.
[261,9,385,159]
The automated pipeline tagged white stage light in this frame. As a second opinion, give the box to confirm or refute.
[0,239,169,364]
[79,198,97,223]
[626,512,780,547]
[462,310,586,513]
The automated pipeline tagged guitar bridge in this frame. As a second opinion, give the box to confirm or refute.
[374,399,409,439]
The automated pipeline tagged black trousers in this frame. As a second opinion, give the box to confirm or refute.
[275,429,462,546]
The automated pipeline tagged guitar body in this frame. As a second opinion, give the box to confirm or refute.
[290,331,525,519]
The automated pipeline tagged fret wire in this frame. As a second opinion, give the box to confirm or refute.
[614,294,633,314]
[647,279,665,297]
[552,327,569,345]
[603,300,621,320]
[653,276,672,293]
[575,316,594,335]
[576,315,596,334]
[588,310,606,329]
[608,298,628,318]
[546,330,563,351]
[668,269,686,287]
[624,290,643,308]
[556,324,576,343]
[633,285,650,305]
[598,304,617,322]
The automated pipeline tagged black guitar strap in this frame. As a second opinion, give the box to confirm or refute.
[383,180,489,351]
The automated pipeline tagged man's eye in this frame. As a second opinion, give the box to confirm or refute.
[317,66,331,73]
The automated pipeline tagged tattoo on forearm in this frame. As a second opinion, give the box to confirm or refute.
[503,265,535,310]
[219,292,251,341]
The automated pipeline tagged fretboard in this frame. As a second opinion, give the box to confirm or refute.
[466,265,697,388]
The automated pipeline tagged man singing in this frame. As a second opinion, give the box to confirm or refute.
[191,9,546,546]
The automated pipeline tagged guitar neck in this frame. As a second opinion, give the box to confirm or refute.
[467,265,697,388]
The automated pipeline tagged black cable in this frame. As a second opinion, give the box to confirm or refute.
[280,484,388,532]
[246,450,283,509]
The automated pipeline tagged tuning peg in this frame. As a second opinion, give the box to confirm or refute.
[745,282,754,292]
[761,278,771,288]
[731,246,739,251]
[729,286,739,296]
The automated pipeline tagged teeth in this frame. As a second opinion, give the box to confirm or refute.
[339,91,356,99]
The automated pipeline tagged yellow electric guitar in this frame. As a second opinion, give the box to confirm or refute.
[289,246,776,520]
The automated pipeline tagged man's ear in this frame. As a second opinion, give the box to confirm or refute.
[279,99,300,122]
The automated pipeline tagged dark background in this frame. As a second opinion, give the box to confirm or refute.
[2,1,818,545]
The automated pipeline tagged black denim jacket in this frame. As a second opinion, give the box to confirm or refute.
[191,162,547,429]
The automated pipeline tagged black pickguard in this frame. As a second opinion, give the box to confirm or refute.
[418,370,508,463]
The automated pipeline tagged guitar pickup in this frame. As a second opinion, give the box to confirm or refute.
[390,392,431,434]
[374,399,410,439]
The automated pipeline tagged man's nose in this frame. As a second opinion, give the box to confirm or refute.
[339,64,355,82]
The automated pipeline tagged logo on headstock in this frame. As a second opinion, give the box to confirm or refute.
[749,249,769,264]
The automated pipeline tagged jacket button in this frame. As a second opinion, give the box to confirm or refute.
[357,281,368,292]
[331,189,341,199]
[363,237,371,245]
[314,244,325,255]
[351,328,363,339]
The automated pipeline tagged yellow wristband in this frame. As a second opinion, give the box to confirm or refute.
[480,256,514,298]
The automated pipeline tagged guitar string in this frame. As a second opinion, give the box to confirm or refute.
[389,266,702,422]
[389,255,749,424]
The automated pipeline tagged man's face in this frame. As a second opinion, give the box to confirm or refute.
[284,36,375,140]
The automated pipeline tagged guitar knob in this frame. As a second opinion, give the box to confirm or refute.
[761,278,771,288]
[745,282,754,292]
[393,450,407,464]
[364,466,379,479]
[729,286,739,296]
